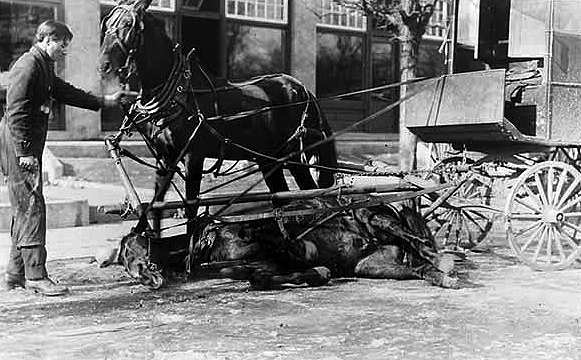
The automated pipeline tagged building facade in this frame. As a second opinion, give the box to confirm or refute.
[0,0,448,140]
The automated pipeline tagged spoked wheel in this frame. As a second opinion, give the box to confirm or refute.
[421,144,495,250]
[426,177,494,250]
[550,147,581,168]
[505,161,581,270]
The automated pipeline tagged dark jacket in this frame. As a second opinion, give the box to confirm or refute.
[1,45,101,160]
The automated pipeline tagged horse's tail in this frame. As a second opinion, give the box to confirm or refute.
[307,90,338,188]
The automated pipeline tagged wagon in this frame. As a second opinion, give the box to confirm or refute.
[404,0,581,271]
[100,0,581,283]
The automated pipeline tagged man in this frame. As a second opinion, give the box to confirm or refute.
[0,20,131,296]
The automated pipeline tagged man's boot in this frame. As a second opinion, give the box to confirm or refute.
[21,245,69,296]
[26,278,69,296]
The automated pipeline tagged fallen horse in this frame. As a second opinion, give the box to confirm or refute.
[98,198,460,290]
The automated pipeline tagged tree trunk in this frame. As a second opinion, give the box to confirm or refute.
[398,25,419,172]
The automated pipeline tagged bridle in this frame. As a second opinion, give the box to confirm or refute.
[100,4,144,85]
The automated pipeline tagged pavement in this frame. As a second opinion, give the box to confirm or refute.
[1,142,581,360]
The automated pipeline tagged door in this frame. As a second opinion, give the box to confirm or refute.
[368,39,398,133]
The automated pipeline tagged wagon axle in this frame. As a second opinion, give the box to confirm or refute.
[543,207,564,224]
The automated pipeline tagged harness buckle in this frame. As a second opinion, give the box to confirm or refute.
[274,208,290,241]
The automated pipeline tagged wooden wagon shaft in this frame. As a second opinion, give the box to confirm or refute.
[148,179,454,211]
[105,136,145,216]
[213,182,456,223]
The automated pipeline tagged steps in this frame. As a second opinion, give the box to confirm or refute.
[0,186,90,231]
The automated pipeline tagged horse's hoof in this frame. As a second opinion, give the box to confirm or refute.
[435,253,456,275]
[305,266,331,287]
[441,275,459,289]
[249,270,277,290]
[220,266,252,280]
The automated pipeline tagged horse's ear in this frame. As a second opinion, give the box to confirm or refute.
[132,0,153,11]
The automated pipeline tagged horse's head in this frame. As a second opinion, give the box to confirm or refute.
[99,0,151,86]
[117,231,165,289]
[100,0,174,91]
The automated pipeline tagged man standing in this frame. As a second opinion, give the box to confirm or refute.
[0,20,130,296]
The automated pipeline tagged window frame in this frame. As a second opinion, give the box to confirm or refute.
[225,0,288,25]
[100,0,176,13]
[0,0,65,130]
[424,0,449,41]
[315,0,367,32]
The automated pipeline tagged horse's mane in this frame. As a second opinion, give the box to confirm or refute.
[138,11,175,90]
[143,12,173,49]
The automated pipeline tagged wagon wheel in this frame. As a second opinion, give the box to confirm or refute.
[421,144,494,250]
[550,147,581,170]
[505,161,581,270]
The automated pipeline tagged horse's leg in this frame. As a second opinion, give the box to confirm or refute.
[354,245,416,280]
[152,170,172,237]
[258,161,290,193]
[249,266,331,290]
[183,155,204,238]
[289,129,337,190]
[288,163,318,190]
[305,102,338,188]
[311,138,338,188]
[354,246,458,288]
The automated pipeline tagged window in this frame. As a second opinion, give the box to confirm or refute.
[316,0,366,31]
[425,0,448,39]
[316,31,364,131]
[182,0,219,12]
[508,0,547,58]
[0,0,64,130]
[226,0,287,24]
[226,23,285,80]
[100,0,175,12]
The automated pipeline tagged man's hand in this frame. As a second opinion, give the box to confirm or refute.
[102,90,139,108]
[18,156,39,173]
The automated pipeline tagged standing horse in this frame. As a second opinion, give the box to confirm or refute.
[99,0,338,234]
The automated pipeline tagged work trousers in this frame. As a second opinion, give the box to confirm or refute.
[1,123,47,280]
[5,163,48,280]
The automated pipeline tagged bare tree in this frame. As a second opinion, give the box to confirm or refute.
[334,0,445,171]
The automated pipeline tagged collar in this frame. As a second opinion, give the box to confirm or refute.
[31,44,54,65]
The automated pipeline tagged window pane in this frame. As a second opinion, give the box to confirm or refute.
[316,32,363,98]
[184,0,219,12]
[226,23,285,80]
[552,0,581,82]
[0,2,63,130]
[508,0,547,57]
[457,0,480,48]
[370,41,398,133]
[417,42,446,78]
[316,32,364,131]
[226,0,286,23]
[316,0,366,31]
[101,0,176,12]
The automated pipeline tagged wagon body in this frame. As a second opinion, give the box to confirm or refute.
[403,0,581,270]
[407,0,581,148]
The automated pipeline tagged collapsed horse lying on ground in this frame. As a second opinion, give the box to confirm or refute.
[98,199,459,290]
